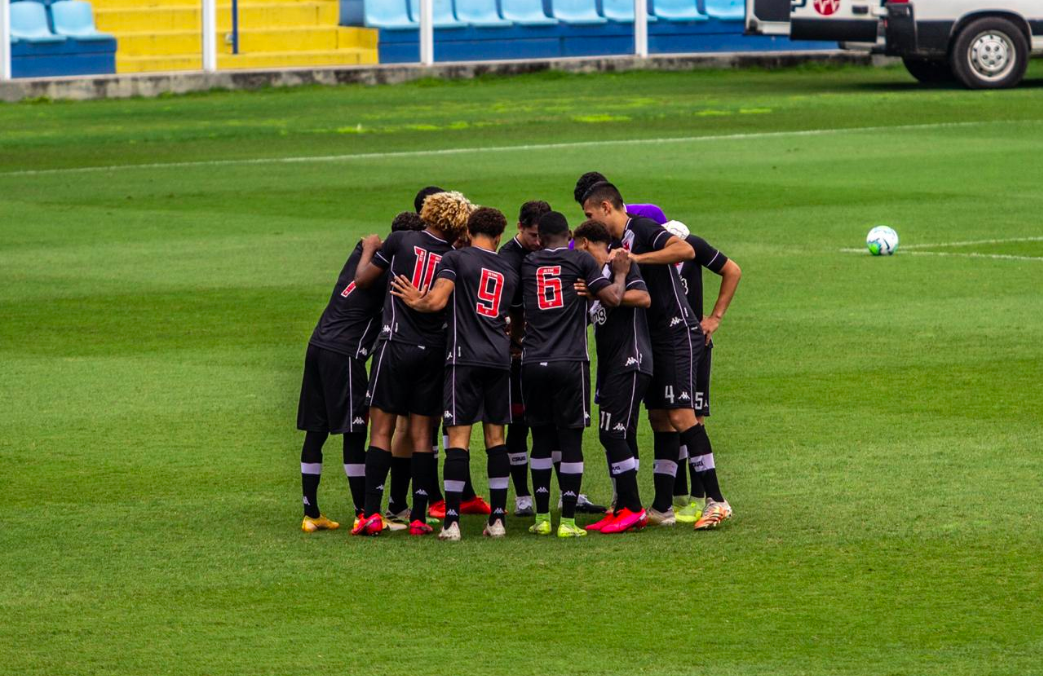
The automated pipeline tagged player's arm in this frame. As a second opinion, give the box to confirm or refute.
[590,250,630,308]
[631,234,695,265]
[620,263,651,309]
[390,276,455,313]
[702,259,742,341]
[353,234,387,289]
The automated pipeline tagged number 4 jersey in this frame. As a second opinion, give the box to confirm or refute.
[521,247,611,364]
[436,246,519,369]
[371,229,454,349]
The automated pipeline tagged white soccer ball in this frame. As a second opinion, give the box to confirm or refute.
[663,220,690,240]
[866,226,899,256]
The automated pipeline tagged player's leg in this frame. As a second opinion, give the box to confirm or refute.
[343,432,366,520]
[480,366,512,535]
[691,350,732,530]
[554,361,590,538]
[678,343,712,523]
[507,358,532,515]
[337,354,371,525]
[440,424,472,541]
[297,345,336,531]
[353,341,404,535]
[427,426,446,519]
[386,415,412,527]
[407,413,437,535]
[522,362,555,534]
[590,371,649,534]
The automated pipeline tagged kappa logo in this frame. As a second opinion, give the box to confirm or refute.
[353,417,365,426]
[536,486,549,494]
[613,423,626,432]
[679,392,691,401]
[563,491,576,498]
[625,357,639,367]
[381,324,391,333]
[415,489,428,497]
[444,410,453,419]
[359,347,368,357]
[447,509,459,517]
[670,316,683,327]
[375,485,384,492]
[813,0,839,15]
[302,496,310,505]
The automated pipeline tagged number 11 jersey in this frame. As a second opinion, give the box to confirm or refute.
[521,247,610,365]
[372,229,454,349]
[436,246,519,369]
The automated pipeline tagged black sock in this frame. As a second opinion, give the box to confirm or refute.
[301,431,327,518]
[627,433,640,468]
[443,447,469,527]
[430,447,444,504]
[674,442,689,498]
[362,446,393,517]
[448,424,478,502]
[486,444,510,524]
[343,432,367,516]
[651,431,680,512]
[688,454,705,500]
[686,424,723,502]
[506,422,531,497]
[530,426,555,514]
[557,428,584,519]
[603,434,640,513]
[410,453,436,523]
[388,456,411,515]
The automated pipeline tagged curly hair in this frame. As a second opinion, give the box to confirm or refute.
[574,171,607,205]
[468,207,508,239]
[420,190,474,240]
[573,219,612,245]
[391,211,425,232]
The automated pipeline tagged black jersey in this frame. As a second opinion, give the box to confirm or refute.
[372,229,453,348]
[677,234,729,320]
[436,247,519,369]
[589,263,653,376]
[615,216,695,330]
[521,247,610,364]
[309,242,386,360]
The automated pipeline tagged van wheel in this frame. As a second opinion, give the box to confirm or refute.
[950,17,1028,89]
[902,57,955,85]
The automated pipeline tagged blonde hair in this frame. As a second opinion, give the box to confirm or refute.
[420,190,474,240]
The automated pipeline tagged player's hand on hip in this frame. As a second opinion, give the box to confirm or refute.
[700,316,720,345]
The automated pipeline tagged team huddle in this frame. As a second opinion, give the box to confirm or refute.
[296,174,742,540]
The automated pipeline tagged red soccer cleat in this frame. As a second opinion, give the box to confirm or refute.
[409,520,433,536]
[460,496,492,515]
[428,500,446,519]
[351,513,384,536]
[585,512,617,532]
[602,508,648,534]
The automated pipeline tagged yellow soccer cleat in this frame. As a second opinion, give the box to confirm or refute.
[302,514,340,533]
[557,518,588,539]
[528,514,552,536]
[675,498,706,524]
[693,500,733,530]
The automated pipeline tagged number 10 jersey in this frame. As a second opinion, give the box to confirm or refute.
[371,229,453,349]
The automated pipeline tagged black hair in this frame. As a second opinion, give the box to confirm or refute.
[573,219,612,245]
[467,207,508,239]
[537,211,569,240]
[391,211,426,232]
[581,181,624,210]
[414,186,445,214]
[518,200,551,228]
[574,171,608,205]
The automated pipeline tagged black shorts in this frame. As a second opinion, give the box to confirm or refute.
[297,344,369,435]
[596,370,651,439]
[522,361,591,429]
[443,365,512,427]
[644,323,704,410]
[509,357,525,422]
[367,340,444,417]
[695,340,712,417]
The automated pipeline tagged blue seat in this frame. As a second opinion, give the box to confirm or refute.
[551,0,607,25]
[409,0,466,27]
[9,1,66,43]
[455,0,512,26]
[651,0,707,21]
[602,0,658,22]
[50,1,113,41]
[363,0,415,29]
[500,0,557,25]
[704,0,744,20]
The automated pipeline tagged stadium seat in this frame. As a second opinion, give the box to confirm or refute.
[50,1,113,41]
[551,0,607,25]
[9,1,65,43]
[363,0,416,29]
[651,0,708,21]
[601,0,658,22]
[500,0,557,25]
[455,0,513,27]
[704,0,745,20]
[409,0,466,27]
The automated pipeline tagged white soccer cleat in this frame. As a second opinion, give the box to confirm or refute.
[646,506,676,527]
[694,499,733,530]
[384,508,410,532]
[483,519,506,538]
[514,495,534,517]
[438,521,462,541]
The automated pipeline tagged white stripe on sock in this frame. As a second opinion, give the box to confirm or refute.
[343,463,365,478]
[444,479,466,493]
[690,453,715,472]
[530,457,553,470]
[489,477,510,490]
[654,459,678,476]
[301,462,322,475]
[508,453,528,466]
[559,461,584,474]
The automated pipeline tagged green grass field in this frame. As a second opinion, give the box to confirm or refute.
[2,63,1042,676]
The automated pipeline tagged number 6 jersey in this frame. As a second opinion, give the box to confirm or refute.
[521,247,611,365]
[435,246,519,369]
[371,229,454,349]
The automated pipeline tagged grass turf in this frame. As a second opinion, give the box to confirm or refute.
[1,63,1042,675]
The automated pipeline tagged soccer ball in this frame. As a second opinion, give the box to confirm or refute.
[663,220,690,240]
[866,226,899,256]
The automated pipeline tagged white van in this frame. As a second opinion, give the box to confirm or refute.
[746,0,1043,88]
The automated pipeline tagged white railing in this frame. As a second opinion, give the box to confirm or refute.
[0,0,653,82]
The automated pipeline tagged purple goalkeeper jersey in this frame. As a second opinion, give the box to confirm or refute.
[625,203,667,224]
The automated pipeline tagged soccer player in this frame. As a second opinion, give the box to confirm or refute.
[497,200,549,517]
[662,220,742,529]
[573,171,668,225]
[581,182,704,527]
[572,220,653,534]
[391,207,518,540]
[521,211,629,538]
[350,191,473,536]
[295,210,424,533]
